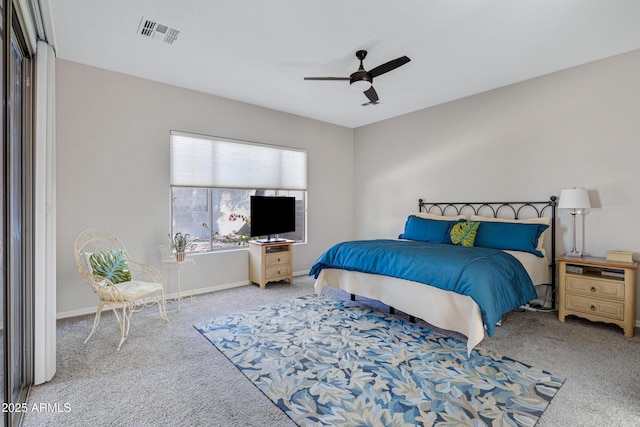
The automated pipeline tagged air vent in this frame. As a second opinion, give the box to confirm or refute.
[138,18,179,44]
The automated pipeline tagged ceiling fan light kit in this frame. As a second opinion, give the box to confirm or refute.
[350,79,372,91]
[304,50,410,106]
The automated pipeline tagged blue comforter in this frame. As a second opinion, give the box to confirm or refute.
[309,239,537,336]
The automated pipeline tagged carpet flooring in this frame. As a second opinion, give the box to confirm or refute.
[22,275,640,426]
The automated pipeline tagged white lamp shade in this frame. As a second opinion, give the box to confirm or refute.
[558,188,591,210]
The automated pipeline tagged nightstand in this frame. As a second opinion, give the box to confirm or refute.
[249,240,293,289]
[556,256,638,337]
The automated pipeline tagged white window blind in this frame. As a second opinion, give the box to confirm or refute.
[170,131,307,190]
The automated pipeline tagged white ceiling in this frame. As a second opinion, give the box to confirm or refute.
[48,0,640,128]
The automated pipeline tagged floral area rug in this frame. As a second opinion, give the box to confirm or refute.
[194,295,564,426]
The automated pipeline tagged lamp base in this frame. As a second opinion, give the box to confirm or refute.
[565,250,583,258]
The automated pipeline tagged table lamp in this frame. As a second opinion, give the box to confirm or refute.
[558,188,591,257]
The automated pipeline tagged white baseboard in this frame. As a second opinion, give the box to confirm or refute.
[56,271,311,320]
[294,270,311,282]
[56,280,249,320]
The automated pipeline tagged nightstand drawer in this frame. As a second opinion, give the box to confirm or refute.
[265,265,291,279]
[565,294,624,320]
[265,252,291,266]
[565,275,624,301]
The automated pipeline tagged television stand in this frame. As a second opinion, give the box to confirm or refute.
[249,240,293,289]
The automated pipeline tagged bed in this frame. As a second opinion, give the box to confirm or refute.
[311,197,557,355]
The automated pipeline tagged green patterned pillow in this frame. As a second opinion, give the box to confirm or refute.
[450,221,480,247]
[89,248,132,284]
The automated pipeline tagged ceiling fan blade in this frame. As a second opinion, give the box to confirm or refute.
[369,56,411,78]
[304,77,350,81]
[364,86,379,104]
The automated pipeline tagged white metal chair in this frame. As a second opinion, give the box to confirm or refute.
[74,229,168,350]
[158,245,197,309]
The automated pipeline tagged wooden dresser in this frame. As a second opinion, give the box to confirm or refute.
[556,256,638,337]
[249,240,293,289]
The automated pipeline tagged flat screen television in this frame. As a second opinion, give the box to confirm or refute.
[250,196,296,242]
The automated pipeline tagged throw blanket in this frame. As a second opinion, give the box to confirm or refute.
[309,239,537,335]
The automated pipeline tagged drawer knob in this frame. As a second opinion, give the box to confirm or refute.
[277,258,281,262]
[277,270,281,274]
[590,286,597,293]
[589,304,597,311]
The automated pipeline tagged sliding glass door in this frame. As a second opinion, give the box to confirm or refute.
[0,2,4,422]
[2,1,34,426]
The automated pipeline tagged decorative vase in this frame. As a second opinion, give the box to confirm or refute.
[175,251,186,262]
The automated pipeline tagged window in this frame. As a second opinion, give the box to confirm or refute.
[170,131,307,252]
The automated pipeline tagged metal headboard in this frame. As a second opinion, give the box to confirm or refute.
[418,196,557,306]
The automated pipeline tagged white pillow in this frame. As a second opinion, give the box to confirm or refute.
[412,212,467,221]
[469,215,551,256]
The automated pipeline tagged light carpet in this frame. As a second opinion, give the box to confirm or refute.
[195,294,564,426]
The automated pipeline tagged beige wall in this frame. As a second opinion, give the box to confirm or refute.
[56,59,354,316]
[354,49,640,322]
[58,48,640,323]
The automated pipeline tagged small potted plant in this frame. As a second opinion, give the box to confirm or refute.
[169,232,193,262]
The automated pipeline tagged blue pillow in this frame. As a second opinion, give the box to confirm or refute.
[473,221,549,257]
[399,216,466,244]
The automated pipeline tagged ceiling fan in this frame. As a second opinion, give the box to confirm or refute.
[304,50,411,106]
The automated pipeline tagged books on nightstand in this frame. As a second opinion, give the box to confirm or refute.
[566,265,586,274]
[601,269,625,279]
[606,250,634,263]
